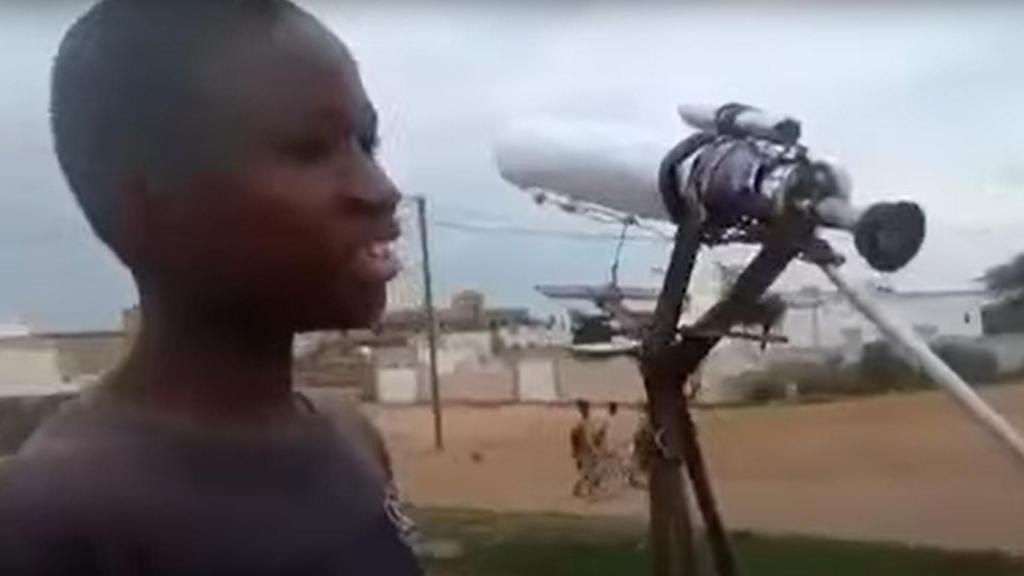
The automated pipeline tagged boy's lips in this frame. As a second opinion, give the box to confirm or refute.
[354,240,401,284]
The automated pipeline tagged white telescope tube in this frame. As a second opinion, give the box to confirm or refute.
[821,263,1024,471]
[493,119,672,221]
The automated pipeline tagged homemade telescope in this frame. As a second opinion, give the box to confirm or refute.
[494,103,1024,576]
[495,103,925,272]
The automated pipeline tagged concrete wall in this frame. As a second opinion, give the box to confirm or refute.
[372,341,776,406]
[0,332,125,395]
[409,330,541,404]
[377,363,519,405]
[432,362,516,403]
[53,334,125,381]
[555,354,644,404]
[377,368,419,404]
[516,359,558,402]
[375,341,650,405]
[427,332,494,374]
[375,338,518,404]
[370,328,856,406]
[0,341,63,391]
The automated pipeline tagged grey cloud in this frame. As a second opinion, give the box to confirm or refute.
[2,2,1022,329]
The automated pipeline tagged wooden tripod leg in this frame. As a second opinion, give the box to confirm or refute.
[667,459,696,575]
[642,221,702,576]
[646,223,810,576]
[647,459,676,576]
[647,401,697,576]
[680,400,735,576]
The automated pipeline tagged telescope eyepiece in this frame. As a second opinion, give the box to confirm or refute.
[854,201,926,272]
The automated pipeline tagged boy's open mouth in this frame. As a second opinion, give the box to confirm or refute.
[355,240,401,283]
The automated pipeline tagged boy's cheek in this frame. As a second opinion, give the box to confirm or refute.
[184,167,366,273]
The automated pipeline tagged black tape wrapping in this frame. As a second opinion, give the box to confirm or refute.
[657,132,716,224]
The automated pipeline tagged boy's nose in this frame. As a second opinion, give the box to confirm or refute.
[344,181,400,219]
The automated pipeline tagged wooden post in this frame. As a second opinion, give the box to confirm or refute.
[415,195,444,452]
[642,223,703,576]
[649,223,809,576]
[648,457,693,576]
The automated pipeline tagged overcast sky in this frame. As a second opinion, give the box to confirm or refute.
[2,2,1022,330]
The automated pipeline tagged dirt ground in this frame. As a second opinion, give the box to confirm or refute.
[362,385,1024,555]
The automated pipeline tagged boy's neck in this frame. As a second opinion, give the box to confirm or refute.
[110,297,297,426]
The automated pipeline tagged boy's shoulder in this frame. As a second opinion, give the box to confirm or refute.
[0,391,403,571]
[0,395,158,513]
[0,390,391,504]
[0,407,113,568]
[294,390,393,479]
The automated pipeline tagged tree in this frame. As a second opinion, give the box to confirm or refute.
[981,252,1024,303]
[980,252,1024,334]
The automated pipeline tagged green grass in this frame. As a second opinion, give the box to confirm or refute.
[415,508,1024,576]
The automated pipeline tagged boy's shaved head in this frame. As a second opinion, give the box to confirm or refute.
[52,0,402,331]
[52,0,314,243]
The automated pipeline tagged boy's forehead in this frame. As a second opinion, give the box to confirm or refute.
[198,12,368,137]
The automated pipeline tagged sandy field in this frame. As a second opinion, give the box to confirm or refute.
[361,385,1024,554]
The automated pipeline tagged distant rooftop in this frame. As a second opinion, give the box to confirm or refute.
[536,284,660,302]
[379,290,535,333]
[0,322,32,339]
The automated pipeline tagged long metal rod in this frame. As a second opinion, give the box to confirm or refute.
[821,263,1024,470]
[415,195,444,452]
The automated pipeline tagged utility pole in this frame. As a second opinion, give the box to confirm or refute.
[415,195,444,451]
[800,285,823,348]
[811,301,821,348]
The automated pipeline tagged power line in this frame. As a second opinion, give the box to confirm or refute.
[432,219,670,243]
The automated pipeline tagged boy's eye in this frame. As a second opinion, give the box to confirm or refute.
[281,136,336,163]
[357,103,380,157]
[357,131,380,157]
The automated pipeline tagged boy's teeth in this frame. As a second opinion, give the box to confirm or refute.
[367,242,394,260]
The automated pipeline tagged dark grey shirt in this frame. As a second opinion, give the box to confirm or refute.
[0,396,422,575]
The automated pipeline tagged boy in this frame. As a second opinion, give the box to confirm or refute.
[569,399,602,497]
[629,403,655,489]
[602,401,618,448]
[0,1,422,574]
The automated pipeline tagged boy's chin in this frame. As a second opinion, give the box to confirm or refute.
[292,311,379,333]
[314,294,387,331]
[279,283,387,332]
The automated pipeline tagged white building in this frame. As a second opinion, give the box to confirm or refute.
[777,286,989,350]
[0,321,32,339]
[0,330,124,397]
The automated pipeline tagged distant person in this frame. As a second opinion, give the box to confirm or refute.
[605,401,638,471]
[0,1,421,574]
[603,401,626,453]
[629,403,656,489]
[570,399,603,497]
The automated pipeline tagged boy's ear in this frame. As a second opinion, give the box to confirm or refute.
[108,173,156,271]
